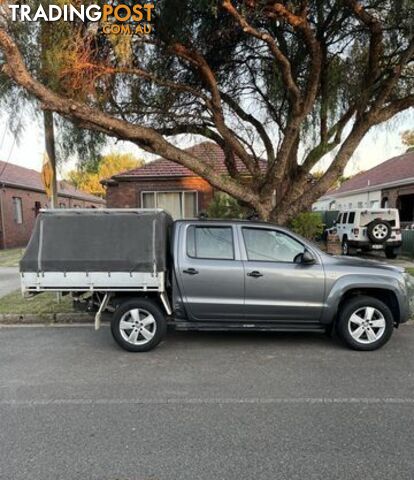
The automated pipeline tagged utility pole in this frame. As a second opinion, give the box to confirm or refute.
[41,22,58,209]
[43,110,58,208]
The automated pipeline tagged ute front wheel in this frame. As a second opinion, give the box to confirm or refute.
[336,296,394,351]
[111,298,167,352]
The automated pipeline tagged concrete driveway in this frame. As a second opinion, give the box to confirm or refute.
[0,266,20,298]
[1,325,414,480]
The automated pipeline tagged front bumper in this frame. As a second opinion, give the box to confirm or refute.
[403,273,414,323]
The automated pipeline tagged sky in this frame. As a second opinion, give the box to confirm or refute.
[0,109,412,180]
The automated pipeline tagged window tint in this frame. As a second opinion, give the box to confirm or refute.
[342,212,349,223]
[243,228,304,263]
[187,226,234,260]
[348,212,355,223]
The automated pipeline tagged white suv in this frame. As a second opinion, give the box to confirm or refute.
[331,208,402,259]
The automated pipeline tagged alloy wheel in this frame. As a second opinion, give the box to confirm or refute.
[372,223,389,240]
[347,306,386,344]
[119,308,157,346]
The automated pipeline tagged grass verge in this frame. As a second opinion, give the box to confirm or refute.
[0,248,24,267]
[0,290,74,315]
[406,267,414,276]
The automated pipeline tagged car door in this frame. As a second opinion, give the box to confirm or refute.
[240,226,325,323]
[177,223,245,321]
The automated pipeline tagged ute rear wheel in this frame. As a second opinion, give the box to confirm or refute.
[336,296,394,351]
[111,298,167,352]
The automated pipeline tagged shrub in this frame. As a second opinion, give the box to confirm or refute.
[206,193,249,219]
[290,212,324,240]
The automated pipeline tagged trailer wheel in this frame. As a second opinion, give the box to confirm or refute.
[111,298,167,352]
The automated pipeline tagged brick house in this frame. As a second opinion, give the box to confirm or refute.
[103,142,260,219]
[0,160,105,249]
[313,150,414,224]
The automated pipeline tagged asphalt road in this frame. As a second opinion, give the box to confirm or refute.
[1,325,414,480]
[0,266,20,298]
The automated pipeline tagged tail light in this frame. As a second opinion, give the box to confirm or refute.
[352,228,359,235]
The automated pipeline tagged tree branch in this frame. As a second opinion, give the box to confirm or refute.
[221,92,275,164]
[0,28,262,209]
[221,0,302,112]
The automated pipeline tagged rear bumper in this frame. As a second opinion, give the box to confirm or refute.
[348,240,402,249]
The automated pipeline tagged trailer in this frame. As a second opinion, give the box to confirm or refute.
[20,209,173,329]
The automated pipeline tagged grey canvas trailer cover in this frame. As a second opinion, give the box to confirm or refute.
[20,209,174,326]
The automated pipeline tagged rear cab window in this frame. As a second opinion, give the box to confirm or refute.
[187,225,234,260]
[348,212,355,223]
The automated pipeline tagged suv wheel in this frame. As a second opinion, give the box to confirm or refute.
[385,247,397,259]
[336,296,394,351]
[111,298,167,352]
[367,219,392,244]
[342,237,350,256]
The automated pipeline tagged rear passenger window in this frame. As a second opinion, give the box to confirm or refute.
[187,226,234,260]
[348,212,355,223]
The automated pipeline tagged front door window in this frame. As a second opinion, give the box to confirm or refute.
[242,228,304,263]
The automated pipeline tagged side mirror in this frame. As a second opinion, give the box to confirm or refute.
[302,249,316,265]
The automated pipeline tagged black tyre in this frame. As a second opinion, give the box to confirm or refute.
[385,247,397,259]
[367,219,391,244]
[111,298,167,352]
[336,295,394,351]
[342,237,351,256]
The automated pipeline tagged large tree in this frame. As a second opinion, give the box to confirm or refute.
[0,0,413,222]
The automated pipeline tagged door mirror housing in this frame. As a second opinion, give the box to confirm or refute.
[302,249,316,265]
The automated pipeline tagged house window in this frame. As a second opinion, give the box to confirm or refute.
[34,201,41,217]
[142,191,197,219]
[13,197,23,224]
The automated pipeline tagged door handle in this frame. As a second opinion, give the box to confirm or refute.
[247,270,263,278]
[183,268,199,275]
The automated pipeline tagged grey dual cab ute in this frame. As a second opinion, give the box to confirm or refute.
[20,210,413,352]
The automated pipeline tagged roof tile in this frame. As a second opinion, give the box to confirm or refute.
[330,151,414,196]
[0,160,105,203]
[113,142,266,179]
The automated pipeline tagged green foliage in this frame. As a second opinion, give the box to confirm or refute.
[290,212,324,240]
[66,152,143,197]
[402,130,414,152]
[206,193,249,219]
